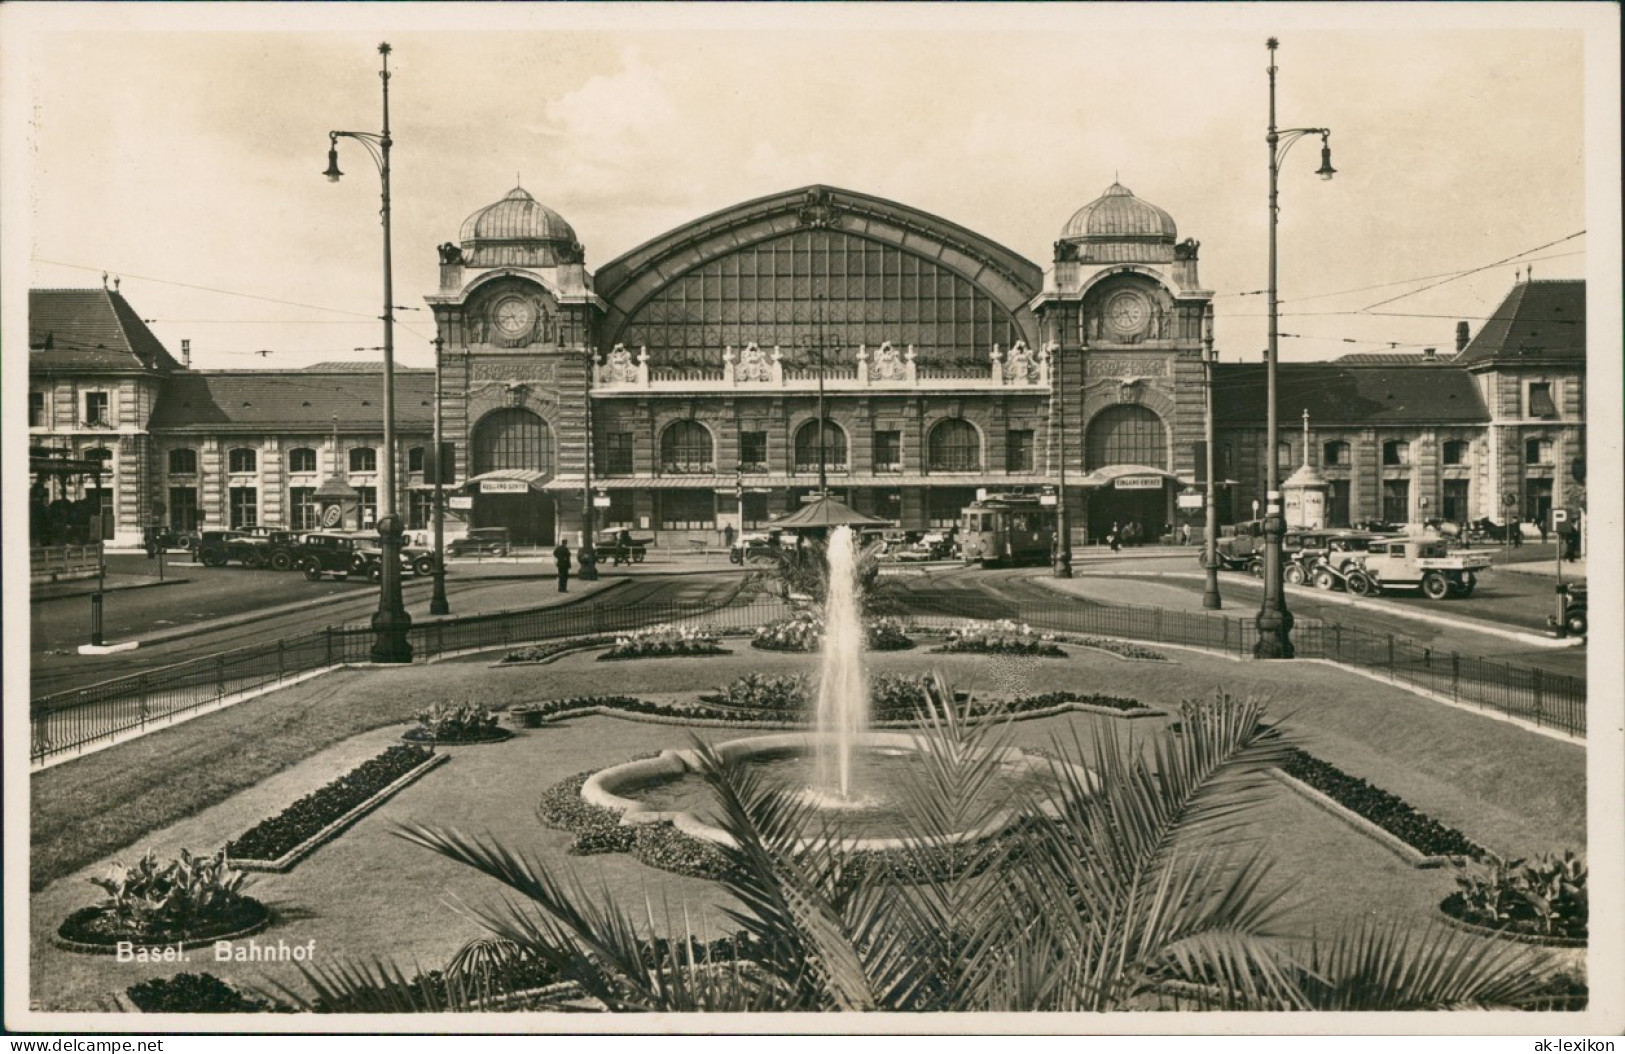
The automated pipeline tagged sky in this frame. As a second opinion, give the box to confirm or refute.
[4,2,1617,372]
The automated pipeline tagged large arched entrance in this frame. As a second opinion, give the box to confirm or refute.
[470,408,555,546]
[1084,405,1173,542]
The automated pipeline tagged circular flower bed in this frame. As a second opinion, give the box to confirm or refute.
[402,703,512,743]
[751,611,915,653]
[57,849,271,954]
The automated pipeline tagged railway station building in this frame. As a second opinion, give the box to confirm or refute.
[27,183,1587,551]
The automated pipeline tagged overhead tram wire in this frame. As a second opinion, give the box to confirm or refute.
[1211,240,1585,304]
[31,256,384,320]
[1362,231,1586,310]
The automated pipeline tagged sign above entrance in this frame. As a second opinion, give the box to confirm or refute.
[481,479,529,494]
[1177,493,1203,510]
[448,496,474,510]
[1114,476,1163,490]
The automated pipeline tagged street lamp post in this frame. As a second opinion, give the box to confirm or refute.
[1202,304,1222,609]
[429,336,450,615]
[1255,36,1335,659]
[1049,322,1072,578]
[325,41,412,663]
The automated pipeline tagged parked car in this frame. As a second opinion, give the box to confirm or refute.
[593,529,651,564]
[729,528,800,564]
[894,530,955,562]
[1548,583,1587,636]
[194,529,252,567]
[446,527,511,558]
[1341,538,1491,599]
[230,526,303,571]
[294,532,362,581]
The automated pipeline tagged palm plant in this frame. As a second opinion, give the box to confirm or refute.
[276,681,1555,1013]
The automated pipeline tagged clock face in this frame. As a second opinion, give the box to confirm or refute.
[493,296,537,336]
[1105,291,1149,335]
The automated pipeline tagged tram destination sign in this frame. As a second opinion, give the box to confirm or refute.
[1114,476,1164,490]
[481,479,529,494]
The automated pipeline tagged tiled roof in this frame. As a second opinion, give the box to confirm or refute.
[149,370,435,434]
[1453,280,1586,367]
[302,361,390,372]
[1333,352,1456,365]
[28,289,184,372]
[1212,363,1488,426]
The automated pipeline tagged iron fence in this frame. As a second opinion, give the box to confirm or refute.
[31,587,1584,765]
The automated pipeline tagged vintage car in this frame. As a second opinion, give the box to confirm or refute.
[729,528,800,564]
[194,529,251,567]
[446,527,511,558]
[594,528,652,564]
[1333,538,1491,599]
[294,532,363,581]
[230,526,304,571]
[894,530,956,562]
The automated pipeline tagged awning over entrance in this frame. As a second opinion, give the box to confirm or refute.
[1075,465,1191,489]
[769,495,893,530]
[462,469,550,494]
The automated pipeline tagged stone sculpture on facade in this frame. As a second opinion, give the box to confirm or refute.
[736,342,773,383]
[600,344,641,386]
[872,341,907,381]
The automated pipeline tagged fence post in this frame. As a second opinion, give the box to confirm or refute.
[1451,653,1460,700]
[1334,625,1342,663]
[1154,607,1163,642]
[216,655,226,697]
[278,639,286,680]
[1387,634,1395,670]
[1532,668,1544,728]
[325,627,335,667]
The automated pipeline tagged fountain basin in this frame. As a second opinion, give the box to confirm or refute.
[582,732,1090,853]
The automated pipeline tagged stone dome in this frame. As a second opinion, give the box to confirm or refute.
[458,186,583,268]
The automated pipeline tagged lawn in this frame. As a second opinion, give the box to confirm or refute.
[29,637,1586,1011]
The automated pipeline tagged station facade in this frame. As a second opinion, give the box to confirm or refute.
[28,183,1587,550]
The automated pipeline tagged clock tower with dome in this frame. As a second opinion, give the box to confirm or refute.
[424,185,606,548]
[1031,181,1214,542]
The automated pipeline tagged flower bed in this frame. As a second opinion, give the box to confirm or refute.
[1057,635,1169,662]
[539,771,735,879]
[930,620,1065,658]
[751,611,915,653]
[1439,850,1587,943]
[599,624,728,661]
[227,745,442,868]
[403,703,512,744]
[498,637,615,665]
[57,849,270,953]
[126,973,292,1013]
[1277,747,1485,861]
[699,673,810,712]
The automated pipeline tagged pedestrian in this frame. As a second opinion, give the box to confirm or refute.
[1180,522,1192,547]
[553,538,572,592]
[614,528,631,566]
[1108,521,1121,552]
[723,522,737,551]
[1536,517,1548,545]
[1563,520,1581,561]
[578,538,598,581]
[1509,515,1522,548]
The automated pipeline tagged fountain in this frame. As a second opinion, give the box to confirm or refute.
[811,525,867,804]
[581,514,1085,851]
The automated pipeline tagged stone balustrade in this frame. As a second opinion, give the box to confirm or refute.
[593,341,1051,394]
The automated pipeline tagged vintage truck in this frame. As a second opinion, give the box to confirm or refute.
[1328,538,1491,599]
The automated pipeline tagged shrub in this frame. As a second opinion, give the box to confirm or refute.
[1443,850,1587,941]
[752,611,915,652]
[409,702,501,742]
[700,673,810,711]
[227,745,435,862]
[600,624,727,661]
[83,849,252,939]
[126,973,290,1014]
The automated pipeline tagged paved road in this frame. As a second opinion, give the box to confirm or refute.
[28,557,747,699]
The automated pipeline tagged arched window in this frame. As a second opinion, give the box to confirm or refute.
[349,447,377,473]
[168,448,198,475]
[287,447,317,474]
[659,421,714,474]
[793,419,848,473]
[1442,440,1468,466]
[1382,440,1409,467]
[472,408,552,475]
[228,447,257,474]
[1322,441,1349,467]
[927,419,981,472]
[1084,405,1166,470]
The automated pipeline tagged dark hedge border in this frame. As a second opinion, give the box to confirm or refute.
[498,637,615,665]
[529,690,1151,728]
[127,972,294,1014]
[1278,747,1486,860]
[402,726,513,745]
[930,640,1067,658]
[226,745,437,862]
[57,898,271,954]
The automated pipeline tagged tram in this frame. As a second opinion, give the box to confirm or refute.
[959,493,1057,568]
